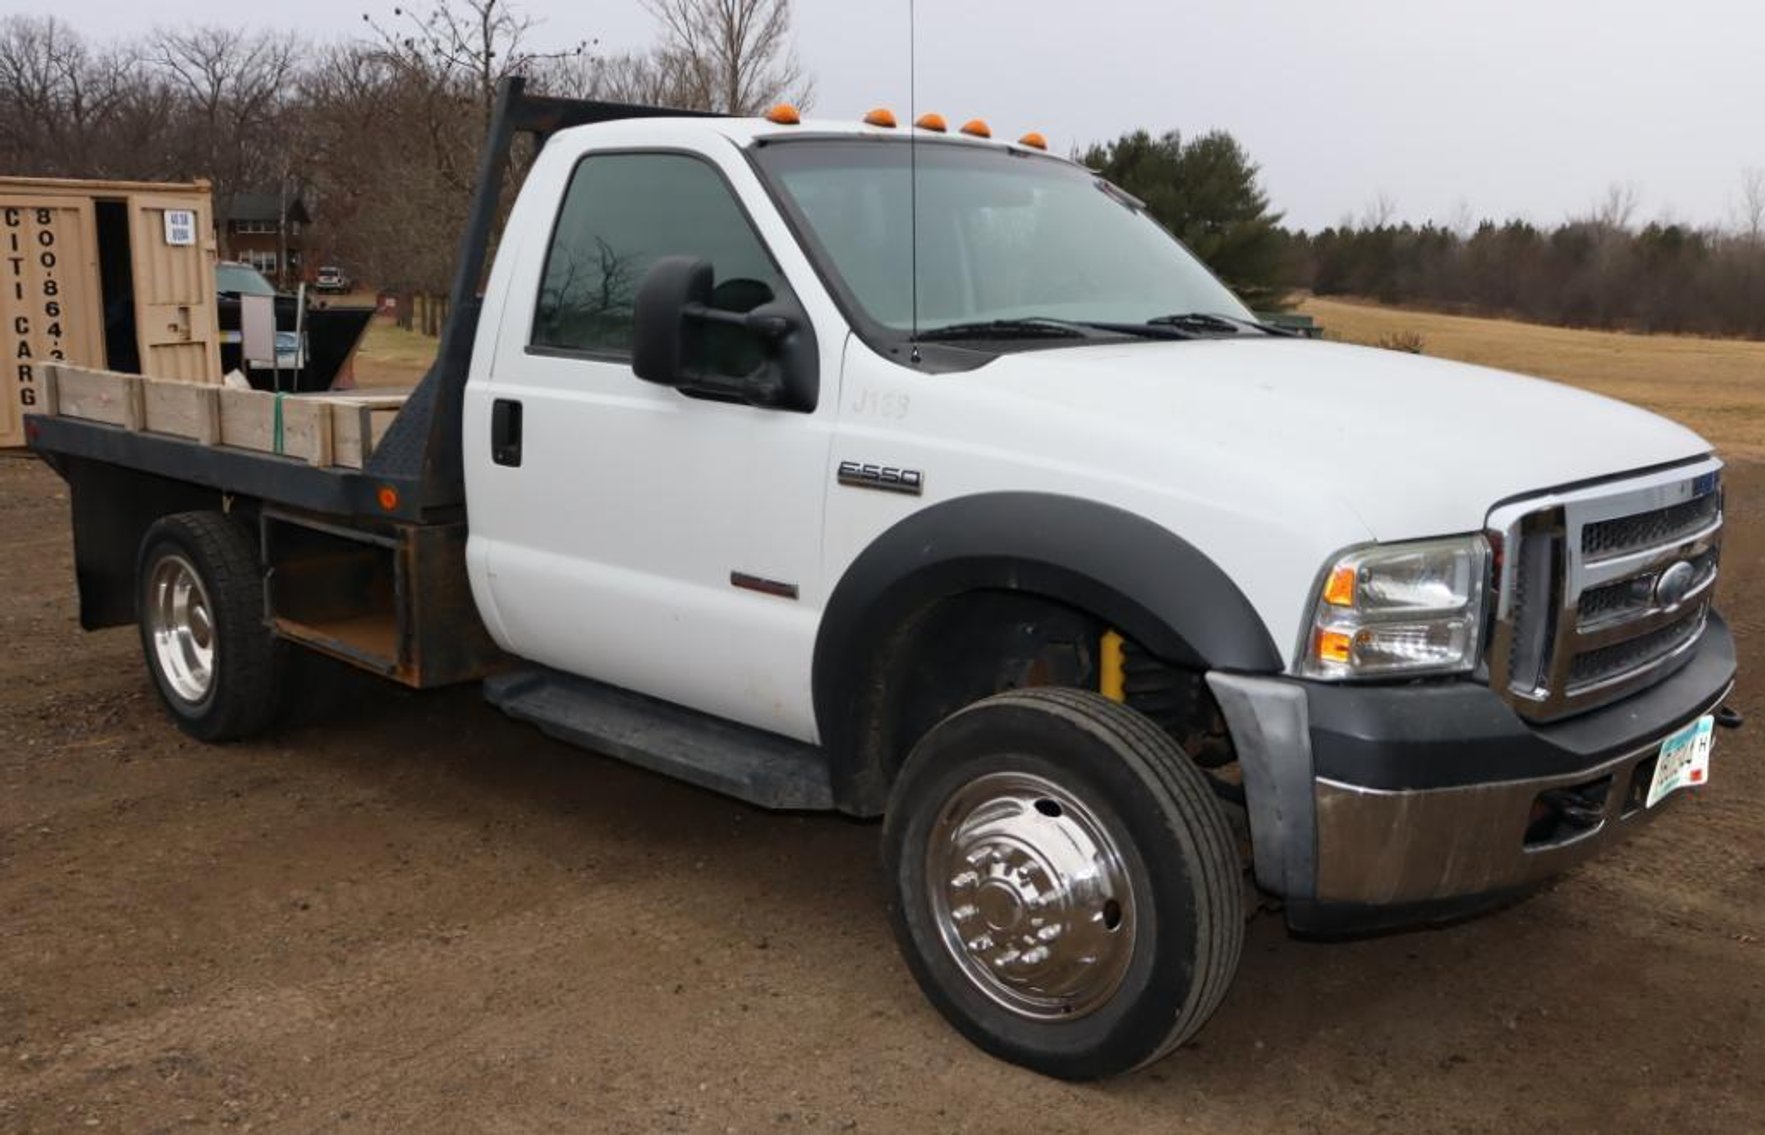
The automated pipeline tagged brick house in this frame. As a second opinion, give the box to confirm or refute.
[220,191,311,286]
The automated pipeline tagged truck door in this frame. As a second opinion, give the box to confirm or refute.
[466,149,835,743]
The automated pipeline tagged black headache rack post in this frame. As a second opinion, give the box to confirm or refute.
[364,77,720,520]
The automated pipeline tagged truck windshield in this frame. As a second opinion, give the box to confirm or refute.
[751,139,1253,337]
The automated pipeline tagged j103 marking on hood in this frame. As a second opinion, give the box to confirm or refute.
[850,389,910,419]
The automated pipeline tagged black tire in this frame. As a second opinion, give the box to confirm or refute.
[883,688,1243,1080]
[136,511,283,742]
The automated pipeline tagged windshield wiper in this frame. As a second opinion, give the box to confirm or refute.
[1147,311,1298,337]
[918,317,1204,343]
[915,318,1103,342]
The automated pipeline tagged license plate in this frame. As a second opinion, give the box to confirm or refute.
[1647,715,1714,808]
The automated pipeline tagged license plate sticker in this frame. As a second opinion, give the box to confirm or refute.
[1648,715,1715,808]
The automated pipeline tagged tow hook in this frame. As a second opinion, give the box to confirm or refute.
[1716,704,1744,730]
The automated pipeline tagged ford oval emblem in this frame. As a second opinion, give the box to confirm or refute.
[1654,560,1696,608]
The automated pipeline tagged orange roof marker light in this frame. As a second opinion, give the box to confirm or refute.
[1017,131,1049,151]
[959,118,991,139]
[765,103,801,125]
[914,112,947,133]
[863,107,898,128]
[377,485,400,512]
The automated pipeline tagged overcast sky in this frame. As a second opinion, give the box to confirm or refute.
[37,0,1765,231]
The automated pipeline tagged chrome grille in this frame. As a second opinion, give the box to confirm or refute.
[1488,458,1722,722]
[1581,492,1721,560]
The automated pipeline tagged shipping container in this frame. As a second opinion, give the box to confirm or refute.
[1,177,222,447]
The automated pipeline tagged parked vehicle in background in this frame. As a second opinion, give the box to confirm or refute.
[213,260,374,392]
[23,81,1739,1081]
[214,260,302,374]
[315,265,351,294]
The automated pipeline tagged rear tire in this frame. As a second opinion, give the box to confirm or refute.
[883,688,1243,1080]
[136,511,283,742]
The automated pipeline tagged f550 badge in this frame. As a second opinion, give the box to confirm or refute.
[837,460,924,495]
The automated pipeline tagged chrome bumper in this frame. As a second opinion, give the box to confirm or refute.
[1312,733,1690,904]
[1208,634,1734,919]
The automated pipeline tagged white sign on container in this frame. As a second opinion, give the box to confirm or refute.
[163,209,196,246]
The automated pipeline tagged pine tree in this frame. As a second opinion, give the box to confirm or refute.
[1079,129,1291,310]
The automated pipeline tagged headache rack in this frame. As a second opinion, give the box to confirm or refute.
[1486,457,1723,722]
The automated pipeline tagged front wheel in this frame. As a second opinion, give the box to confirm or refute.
[883,688,1244,1080]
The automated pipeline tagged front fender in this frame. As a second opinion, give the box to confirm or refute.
[812,492,1282,810]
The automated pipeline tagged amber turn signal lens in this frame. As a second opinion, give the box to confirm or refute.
[863,107,897,127]
[1314,628,1354,665]
[1323,565,1357,607]
[959,118,991,138]
[1017,131,1048,150]
[914,112,947,132]
[765,103,801,125]
[377,486,400,512]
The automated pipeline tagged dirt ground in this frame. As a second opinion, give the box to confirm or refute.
[0,441,1762,1132]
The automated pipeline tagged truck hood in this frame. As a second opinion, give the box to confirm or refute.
[961,337,1712,539]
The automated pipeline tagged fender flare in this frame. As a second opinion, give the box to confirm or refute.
[812,492,1284,811]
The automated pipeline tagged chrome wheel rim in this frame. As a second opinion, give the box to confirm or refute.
[926,770,1136,1021]
[147,553,216,705]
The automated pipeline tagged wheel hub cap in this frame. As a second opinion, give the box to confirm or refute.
[147,553,216,705]
[927,771,1135,1020]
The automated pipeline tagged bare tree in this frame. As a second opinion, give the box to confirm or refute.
[151,26,302,246]
[1358,192,1398,229]
[537,47,698,107]
[0,17,139,177]
[1735,167,1765,245]
[1591,180,1641,233]
[640,0,811,114]
[363,0,584,122]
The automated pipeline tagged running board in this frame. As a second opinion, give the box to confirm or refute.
[483,668,835,811]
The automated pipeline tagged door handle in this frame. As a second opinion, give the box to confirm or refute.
[491,398,523,467]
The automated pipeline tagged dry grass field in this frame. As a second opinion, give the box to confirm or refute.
[1301,296,1765,458]
[349,319,440,388]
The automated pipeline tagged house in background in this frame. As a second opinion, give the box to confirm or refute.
[220,191,311,286]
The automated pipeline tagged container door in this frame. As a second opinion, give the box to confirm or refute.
[127,193,221,383]
[0,196,104,446]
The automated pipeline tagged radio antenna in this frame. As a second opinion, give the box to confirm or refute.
[908,0,921,363]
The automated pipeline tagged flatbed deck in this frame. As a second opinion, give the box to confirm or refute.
[30,364,425,522]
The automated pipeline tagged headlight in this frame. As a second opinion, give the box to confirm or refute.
[1300,535,1490,679]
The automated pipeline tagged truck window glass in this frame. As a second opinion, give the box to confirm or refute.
[752,141,1250,334]
[532,152,788,365]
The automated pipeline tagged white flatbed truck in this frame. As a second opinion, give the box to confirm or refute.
[24,80,1738,1079]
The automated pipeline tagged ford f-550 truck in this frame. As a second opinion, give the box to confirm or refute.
[23,81,1737,1080]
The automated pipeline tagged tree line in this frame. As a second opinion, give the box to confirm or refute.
[0,0,808,315]
[1083,130,1765,340]
[1281,184,1765,339]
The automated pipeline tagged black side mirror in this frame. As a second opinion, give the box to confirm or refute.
[632,256,714,386]
[630,255,819,412]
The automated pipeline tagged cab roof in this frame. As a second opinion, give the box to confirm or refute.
[554,111,1072,163]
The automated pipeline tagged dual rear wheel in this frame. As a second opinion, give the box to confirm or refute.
[136,511,282,741]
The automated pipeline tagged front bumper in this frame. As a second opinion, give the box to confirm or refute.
[1208,611,1736,934]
